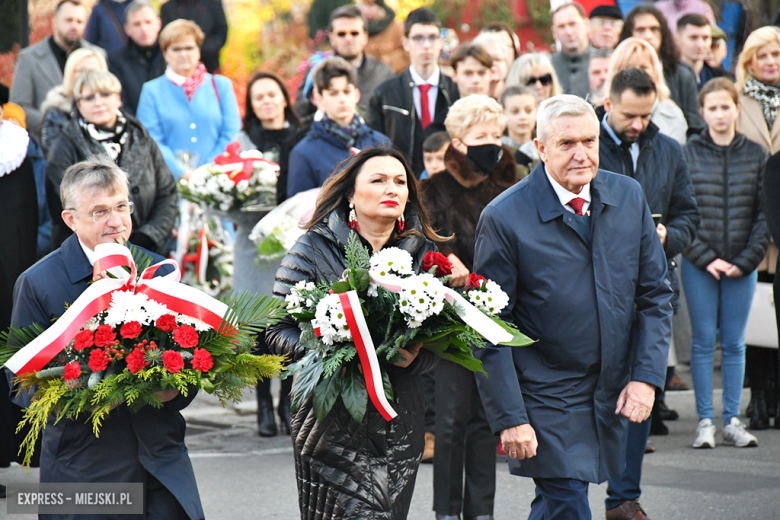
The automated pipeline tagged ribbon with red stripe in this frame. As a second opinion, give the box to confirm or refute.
[337,290,397,421]
[5,243,232,375]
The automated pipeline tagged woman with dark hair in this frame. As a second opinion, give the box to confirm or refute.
[233,70,301,437]
[235,70,301,204]
[621,4,705,134]
[482,21,520,61]
[265,147,441,519]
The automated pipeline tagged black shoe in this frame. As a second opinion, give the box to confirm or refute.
[750,389,770,430]
[658,400,679,421]
[645,441,656,454]
[0,484,6,499]
[257,399,278,437]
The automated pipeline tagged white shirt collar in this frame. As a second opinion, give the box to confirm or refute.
[165,66,187,86]
[409,66,440,87]
[78,239,98,266]
[544,165,591,208]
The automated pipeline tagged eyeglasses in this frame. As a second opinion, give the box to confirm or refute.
[526,74,553,86]
[77,91,117,104]
[409,34,441,44]
[335,31,362,38]
[69,201,134,223]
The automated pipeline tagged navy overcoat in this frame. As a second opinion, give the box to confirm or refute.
[472,164,673,484]
[9,234,204,520]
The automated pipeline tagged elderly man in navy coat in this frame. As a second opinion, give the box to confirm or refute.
[9,156,202,520]
[472,95,673,519]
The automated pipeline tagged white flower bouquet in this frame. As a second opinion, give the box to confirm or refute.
[249,188,320,261]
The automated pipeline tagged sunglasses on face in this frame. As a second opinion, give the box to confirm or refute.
[335,31,362,38]
[526,74,553,86]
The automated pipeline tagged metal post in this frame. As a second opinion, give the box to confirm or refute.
[19,0,29,48]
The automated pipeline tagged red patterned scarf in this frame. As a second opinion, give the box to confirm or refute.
[183,62,208,101]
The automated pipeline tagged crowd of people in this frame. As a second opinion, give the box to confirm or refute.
[2,0,780,519]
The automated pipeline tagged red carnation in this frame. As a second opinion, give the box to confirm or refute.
[173,324,199,349]
[191,348,214,372]
[156,314,178,332]
[126,348,147,374]
[88,349,110,372]
[421,251,453,277]
[466,273,487,292]
[120,321,142,340]
[63,362,81,381]
[74,330,94,351]
[94,325,117,347]
[163,350,185,373]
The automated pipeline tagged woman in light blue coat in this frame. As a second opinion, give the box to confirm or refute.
[137,20,240,179]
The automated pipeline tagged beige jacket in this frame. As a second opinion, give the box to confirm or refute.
[737,93,780,154]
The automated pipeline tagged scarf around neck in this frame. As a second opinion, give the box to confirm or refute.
[743,75,780,129]
[166,63,207,101]
[79,111,129,161]
[321,113,365,149]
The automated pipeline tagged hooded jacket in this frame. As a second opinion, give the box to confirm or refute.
[40,86,74,156]
[683,131,769,273]
[265,208,438,519]
[421,144,517,271]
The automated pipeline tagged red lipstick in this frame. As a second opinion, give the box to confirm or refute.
[381,200,399,207]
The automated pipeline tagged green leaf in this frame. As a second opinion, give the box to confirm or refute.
[345,232,371,269]
[340,363,368,423]
[289,356,324,413]
[354,269,370,293]
[381,368,394,402]
[331,281,351,294]
[312,369,342,422]
[258,235,286,257]
[493,319,536,347]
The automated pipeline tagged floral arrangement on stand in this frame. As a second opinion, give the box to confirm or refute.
[177,208,234,297]
[178,142,280,213]
[0,244,287,466]
[249,188,320,261]
[283,234,533,424]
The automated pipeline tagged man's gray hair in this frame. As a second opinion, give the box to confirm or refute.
[536,95,599,143]
[61,156,129,210]
[124,0,157,22]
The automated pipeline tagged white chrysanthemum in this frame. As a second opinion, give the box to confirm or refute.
[176,314,212,331]
[256,166,278,187]
[468,279,510,315]
[236,179,250,194]
[313,294,352,345]
[370,247,413,278]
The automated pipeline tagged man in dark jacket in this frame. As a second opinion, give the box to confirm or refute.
[109,0,166,115]
[473,94,672,519]
[676,14,734,89]
[295,5,394,118]
[287,57,389,197]
[598,68,699,520]
[550,2,592,99]
[160,0,227,73]
[367,8,459,175]
[84,0,131,53]
[8,156,202,520]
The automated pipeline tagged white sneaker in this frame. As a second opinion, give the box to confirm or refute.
[722,417,758,447]
[693,418,716,449]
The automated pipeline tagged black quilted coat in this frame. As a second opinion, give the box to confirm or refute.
[265,208,439,520]
[682,131,770,273]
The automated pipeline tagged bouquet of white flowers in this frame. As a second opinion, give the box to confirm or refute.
[178,143,279,212]
[249,188,320,261]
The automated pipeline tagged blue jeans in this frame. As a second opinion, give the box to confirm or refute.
[681,258,757,425]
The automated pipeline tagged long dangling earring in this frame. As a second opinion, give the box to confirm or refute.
[397,213,405,232]
[349,202,360,232]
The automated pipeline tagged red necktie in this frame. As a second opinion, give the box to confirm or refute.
[568,197,586,216]
[419,84,432,129]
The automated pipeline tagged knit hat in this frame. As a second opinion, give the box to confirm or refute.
[2,103,26,129]
[590,4,623,20]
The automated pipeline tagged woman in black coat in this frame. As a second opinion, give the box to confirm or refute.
[682,78,770,445]
[46,70,177,253]
[762,148,780,430]
[265,147,441,519]
[420,96,516,520]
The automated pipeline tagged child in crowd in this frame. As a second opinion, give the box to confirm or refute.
[419,131,450,179]
[287,56,390,198]
[500,85,539,178]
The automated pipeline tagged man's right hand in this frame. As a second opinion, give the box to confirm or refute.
[500,424,538,460]
[447,253,470,287]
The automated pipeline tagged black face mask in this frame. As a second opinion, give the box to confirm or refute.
[466,144,503,175]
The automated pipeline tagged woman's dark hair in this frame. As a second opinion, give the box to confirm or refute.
[304,147,447,242]
[620,5,679,74]
[483,21,520,60]
[243,70,301,130]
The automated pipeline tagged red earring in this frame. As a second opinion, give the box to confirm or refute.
[397,213,405,232]
[349,202,360,232]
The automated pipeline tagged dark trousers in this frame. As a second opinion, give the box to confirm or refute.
[529,478,591,520]
[433,360,498,516]
[423,370,436,432]
[605,416,652,510]
[146,472,189,520]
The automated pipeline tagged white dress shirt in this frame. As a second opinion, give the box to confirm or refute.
[544,165,592,215]
[409,66,440,123]
[79,239,98,266]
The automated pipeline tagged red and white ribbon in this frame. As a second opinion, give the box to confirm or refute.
[337,290,397,421]
[5,243,232,375]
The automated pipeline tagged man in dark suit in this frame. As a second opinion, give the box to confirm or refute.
[367,7,459,175]
[9,156,203,520]
[108,0,166,115]
[473,95,673,519]
[9,0,105,139]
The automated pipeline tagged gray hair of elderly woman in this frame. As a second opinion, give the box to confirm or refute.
[536,95,599,144]
[60,155,129,210]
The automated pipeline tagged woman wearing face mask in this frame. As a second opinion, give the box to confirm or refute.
[420,95,516,520]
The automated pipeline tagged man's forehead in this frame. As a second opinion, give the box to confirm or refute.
[551,116,599,138]
[408,24,439,37]
[81,188,129,208]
